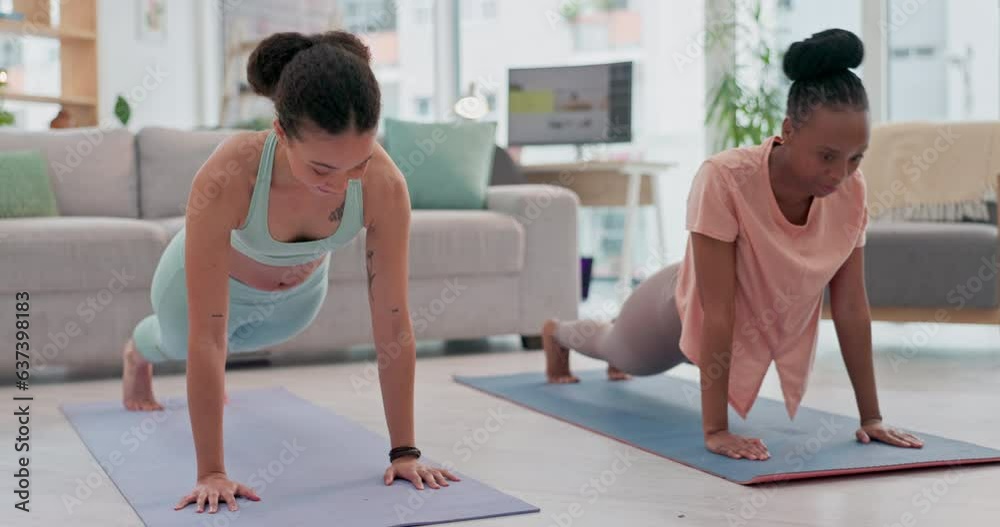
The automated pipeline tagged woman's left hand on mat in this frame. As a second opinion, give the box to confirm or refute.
[384,458,461,490]
[856,421,924,448]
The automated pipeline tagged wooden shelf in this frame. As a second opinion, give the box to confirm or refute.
[1,91,97,107]
[0,0,98,126]
[0,18,96,40]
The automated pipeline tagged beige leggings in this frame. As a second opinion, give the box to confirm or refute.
[555,262,690,375]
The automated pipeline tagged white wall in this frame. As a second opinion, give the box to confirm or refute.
[775,0,998,122]
[97,0,221,129]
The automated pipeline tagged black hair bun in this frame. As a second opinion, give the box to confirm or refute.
[247,32,315,99]
[783,28,864,82]
[247,31,372,100]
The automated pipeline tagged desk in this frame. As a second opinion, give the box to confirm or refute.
[520,161,677,301]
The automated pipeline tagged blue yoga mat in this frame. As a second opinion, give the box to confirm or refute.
[454,369,1000,485]
[61,387,538,526]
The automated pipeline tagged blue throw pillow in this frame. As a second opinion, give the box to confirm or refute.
[383,118,497,209]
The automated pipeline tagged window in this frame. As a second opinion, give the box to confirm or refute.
[0,36,62,129]
[775,0,999,122]
[414,97,431,117]
[414,5,432,25]
[481,0,496,19]
[342,0,397,33]
[462,0,497,21]
[886,0,999,121]
[564,0,641,52]
[220,0,433,127]
[775,1,863,77]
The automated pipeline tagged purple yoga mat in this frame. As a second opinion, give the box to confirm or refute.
[60,387,538,526]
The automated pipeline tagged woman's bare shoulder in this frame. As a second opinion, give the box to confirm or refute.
[205,130,269,175]
[361,143,409,229]
[188,130,268,229]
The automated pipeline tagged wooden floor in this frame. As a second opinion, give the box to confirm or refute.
[2,317,998,526]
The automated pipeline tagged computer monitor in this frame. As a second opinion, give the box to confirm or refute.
[507,61,633,147]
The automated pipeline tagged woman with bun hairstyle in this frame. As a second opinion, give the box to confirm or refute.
[542,29,924,460]
[121,31,458,514]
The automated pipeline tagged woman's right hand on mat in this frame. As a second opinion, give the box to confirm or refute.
[174,472,261,513]
[704,430,771,461]
[385,458,461,490]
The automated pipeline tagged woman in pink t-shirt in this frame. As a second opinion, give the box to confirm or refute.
[542,29,924,461]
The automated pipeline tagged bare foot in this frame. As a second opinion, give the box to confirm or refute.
[607,365,632,381]
[122,337,164,411]
[543,319,579,384]
[605,315,631,380]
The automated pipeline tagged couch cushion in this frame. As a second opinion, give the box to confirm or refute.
[0,127,138,217]
[383,118,497,209]
[149,216,185,240]
[137,127,238,219]
[141,128,519,219]
[327,210,524,281]
[376,135,521,187]
[489,146,528,186]
[863,221,998,309]
[0,217,168,294]
[0,150,59,218]
[145,211,524,281]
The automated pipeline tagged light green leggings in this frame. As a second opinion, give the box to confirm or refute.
[132,227,329,363]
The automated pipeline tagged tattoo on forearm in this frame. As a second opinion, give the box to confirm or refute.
[211,314,223,318]
[329,199,346,223]
[366,249,375,300]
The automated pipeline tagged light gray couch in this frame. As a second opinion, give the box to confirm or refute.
[0,126,580,376]
[822,120,1000,325]
[821,215,1000,326]
[863,219,998,311]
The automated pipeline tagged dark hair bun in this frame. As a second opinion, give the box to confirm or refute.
[312,31,371,63]
[783,28,864,82]
[247,31,371,99]
[247,32,315,98]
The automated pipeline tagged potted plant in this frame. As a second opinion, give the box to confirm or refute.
[114,94,131,127]
[559,1,581,22]
[704,0,785,152]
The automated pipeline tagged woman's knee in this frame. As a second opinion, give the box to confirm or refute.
[157,330,189,361]
[613,355,670,376]
[556,319,609,349]
[608,337,682,376]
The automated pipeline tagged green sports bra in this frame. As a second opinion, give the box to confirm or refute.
[230,129,365,266]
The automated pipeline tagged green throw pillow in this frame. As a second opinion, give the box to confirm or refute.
[0,150,59,218]
[383,118,497,209]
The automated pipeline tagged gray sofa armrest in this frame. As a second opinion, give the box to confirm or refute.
[487,185,580,335]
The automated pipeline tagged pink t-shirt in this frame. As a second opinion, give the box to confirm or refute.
[674,135,868,420]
